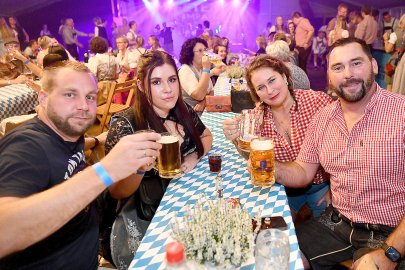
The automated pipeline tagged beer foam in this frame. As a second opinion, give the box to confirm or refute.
[250,139,274,150]
[158,135,178,144]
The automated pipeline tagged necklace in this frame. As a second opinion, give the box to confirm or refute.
[273,116,292,145]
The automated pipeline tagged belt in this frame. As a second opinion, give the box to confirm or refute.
[331,208,394,233]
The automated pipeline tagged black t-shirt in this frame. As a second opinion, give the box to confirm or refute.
[0,117,98,270]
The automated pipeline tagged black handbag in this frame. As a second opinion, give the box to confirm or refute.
[136,171,171,221]
[230,89,256,113]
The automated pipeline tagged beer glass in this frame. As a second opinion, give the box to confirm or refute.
[205,51,223,66]
[250,137,275,187]
[238,109,263,154]
[157,132,181,178]
[255,229,290,270]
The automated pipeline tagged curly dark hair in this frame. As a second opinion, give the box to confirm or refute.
[89,36,108,54]
[245,54,295,104]
[179,37,208,65]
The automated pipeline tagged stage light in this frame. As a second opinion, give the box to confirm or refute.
[218,0,224,4]
[153,0,159,7]
[166,0,174,6]
[232,0,240,7]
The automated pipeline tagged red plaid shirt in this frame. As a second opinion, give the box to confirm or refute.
[257,89,333,184]
[297,85,405,227]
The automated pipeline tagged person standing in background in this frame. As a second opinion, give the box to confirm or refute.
[326,3,348,36]
[126,21,138,49]
[62,18,93,60]
[160,22,174,55]
[355,6,378,49]
[93,17,110,46]
[8,16,29,50]
[292,11,314,74]
[40,24,51,37]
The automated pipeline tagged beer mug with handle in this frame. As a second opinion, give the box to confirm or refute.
[255,229,290,270]
[250,137,275,187]
[157,132,181,178]
[238,109,263,154]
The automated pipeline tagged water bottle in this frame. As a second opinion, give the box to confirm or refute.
[165,242,189,270]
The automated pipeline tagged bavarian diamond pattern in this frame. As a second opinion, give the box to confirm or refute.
[129,112,304,270]
[0,84,38,122]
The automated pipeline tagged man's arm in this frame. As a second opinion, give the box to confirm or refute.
[275,160,318,188]
[0,75,28,87]
[353,215,405,270]
[0,132,161,258]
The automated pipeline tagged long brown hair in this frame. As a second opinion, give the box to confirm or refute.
[134,51,205,158]
[245,54,295,104]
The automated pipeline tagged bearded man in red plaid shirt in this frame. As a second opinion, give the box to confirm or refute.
[276,37,405,270]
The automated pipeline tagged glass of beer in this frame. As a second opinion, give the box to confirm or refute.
[250,137,275,187]
[205,51,223,66]
[238,109,263,158]
[157,132,181,178]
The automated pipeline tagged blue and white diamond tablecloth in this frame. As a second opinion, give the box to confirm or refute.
[0,84,38,122]
[129,112,304,270]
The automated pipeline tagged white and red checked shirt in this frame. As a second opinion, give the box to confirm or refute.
[297,85,405,227]
[257,89,333,184]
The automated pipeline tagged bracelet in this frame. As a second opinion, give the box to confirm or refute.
[23,59,30,65]
[91,136,99,150]
[202,69,210,74]
[135,170,145,175]
[92,162,113,187]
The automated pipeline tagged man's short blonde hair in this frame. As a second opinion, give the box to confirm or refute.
[41,61,93,93]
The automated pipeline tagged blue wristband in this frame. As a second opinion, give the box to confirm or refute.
[92,163,113,187]
[135,170,145,175]
[24,59,30,65]
[202,69,210,74]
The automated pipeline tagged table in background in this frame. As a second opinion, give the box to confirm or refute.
[213,74,231,96]
[0,84,38,122]
[129,112,304,270]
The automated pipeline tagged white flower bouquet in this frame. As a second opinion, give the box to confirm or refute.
[227,65,245,79]
[171,196,261,269]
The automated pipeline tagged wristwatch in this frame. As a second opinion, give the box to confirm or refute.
[381,242,401,262]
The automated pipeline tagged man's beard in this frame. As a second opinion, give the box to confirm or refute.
[47,104,95,137]
[328,70,374,103]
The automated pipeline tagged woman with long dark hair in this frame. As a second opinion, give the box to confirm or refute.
[104,50,212,268]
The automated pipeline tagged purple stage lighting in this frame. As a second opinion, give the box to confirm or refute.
[232,0,240,7]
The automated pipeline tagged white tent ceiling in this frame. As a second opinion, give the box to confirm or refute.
[1,0,404,17]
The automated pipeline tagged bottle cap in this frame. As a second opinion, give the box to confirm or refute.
[166,242,185,264]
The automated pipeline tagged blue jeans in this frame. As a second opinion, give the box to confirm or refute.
[286,182,329,217]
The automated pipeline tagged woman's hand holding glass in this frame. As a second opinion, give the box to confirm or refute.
[222,117,240,141]
[201,55,211,71]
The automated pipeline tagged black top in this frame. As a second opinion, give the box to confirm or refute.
[160,27,173,44]
[105,103,206,158]
[0,117,98,270]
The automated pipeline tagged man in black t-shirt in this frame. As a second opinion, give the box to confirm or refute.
[0,61,162,269]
